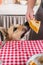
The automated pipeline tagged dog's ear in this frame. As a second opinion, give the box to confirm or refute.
[0,27,8,36]
[0,27,5,34]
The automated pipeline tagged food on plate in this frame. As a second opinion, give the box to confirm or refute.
[37,56,43,63]
[29,19,41,34]
[27,55,43,65]
[29,61,37,65]
[27,54,43,65]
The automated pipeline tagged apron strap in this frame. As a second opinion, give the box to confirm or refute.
[41,0,43,8]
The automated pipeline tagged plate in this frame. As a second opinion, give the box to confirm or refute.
[0,60,2,65]
[26,53,43,65]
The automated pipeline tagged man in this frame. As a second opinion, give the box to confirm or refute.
[26,0,43,40]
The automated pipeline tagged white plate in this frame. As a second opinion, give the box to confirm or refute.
[0,60,2,65]
[26,53,43,65]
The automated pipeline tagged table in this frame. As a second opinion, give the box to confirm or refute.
[0,40,43,65]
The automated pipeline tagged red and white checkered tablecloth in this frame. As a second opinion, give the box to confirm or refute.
[0,40,43,65]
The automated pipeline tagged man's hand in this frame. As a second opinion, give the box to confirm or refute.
[26,8,34,21]
[26,0,36,21]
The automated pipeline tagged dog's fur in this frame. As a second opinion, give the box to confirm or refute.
[0,25,27,41]
[0,22,30,41]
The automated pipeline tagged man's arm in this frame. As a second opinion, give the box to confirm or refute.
[26,0,36,21]
[27,0,36,9]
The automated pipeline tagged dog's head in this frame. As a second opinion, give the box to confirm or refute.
[0,24,27,41]
[7,24,27,40]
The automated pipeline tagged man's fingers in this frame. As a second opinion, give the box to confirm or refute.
[30,12,34,19]
[26,14,30,21]
[26,9,35,21]
[27,16,30,21]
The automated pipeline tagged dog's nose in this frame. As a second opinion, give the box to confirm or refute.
[0,31,4,41]
[13,27,17,31]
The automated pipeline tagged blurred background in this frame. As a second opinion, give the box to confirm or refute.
[0,0,41,5]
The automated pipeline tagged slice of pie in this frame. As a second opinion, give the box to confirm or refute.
[29,19,41,34]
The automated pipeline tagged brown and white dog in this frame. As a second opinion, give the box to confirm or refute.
[0,22,30,41]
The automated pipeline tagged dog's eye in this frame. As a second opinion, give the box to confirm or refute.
[13,27,17,31]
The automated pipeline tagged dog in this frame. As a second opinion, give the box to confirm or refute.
[0,22,30,41]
